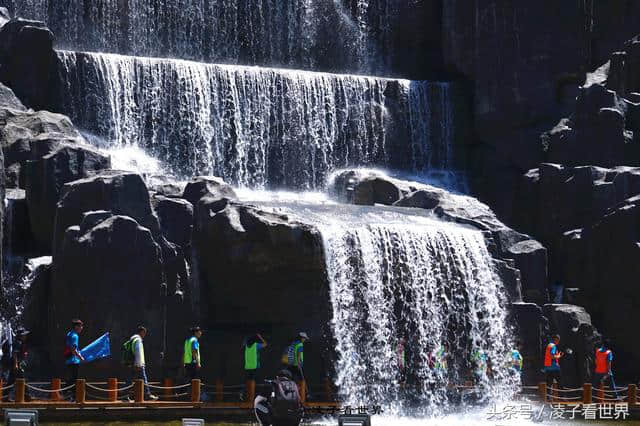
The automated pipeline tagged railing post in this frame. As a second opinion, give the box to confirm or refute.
[215,378,223,403]
[598,382,604,403]
[246,379,255,403]
[324,377,333,401]
[107,378,117,402]
[15,378,25,403]
[552,383,558,403]
[75,379,85,404]
[629,384,637,405]
[51,378,61,401]
[538,382,547,403]
[191,379,201,402]
[298,380,306,403]
[162,378,173,400]
[134,379,144,403]
[583,383,592,404]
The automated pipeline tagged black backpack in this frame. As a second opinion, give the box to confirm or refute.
[272,376,302,420]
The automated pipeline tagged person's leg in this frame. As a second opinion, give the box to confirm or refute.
[4,368,15,401]
[141,366,150,398]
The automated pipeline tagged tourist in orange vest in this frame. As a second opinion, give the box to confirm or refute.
[543,334,564,387]
[593,339,614,386]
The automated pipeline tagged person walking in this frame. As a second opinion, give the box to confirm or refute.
[593,339,614,386]
[510,343,524,378]
[281,332,308,382]
[126,325,158,401]
[64,319,85,400]
[2,328,29,402]
[543,334,563,387]
[183,326,202,383]
[244,333,268,381]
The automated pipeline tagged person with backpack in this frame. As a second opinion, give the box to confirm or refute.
[254,369,303,426]
[64,319,85,399]
[123,325,158,401]
[183,326,202,383]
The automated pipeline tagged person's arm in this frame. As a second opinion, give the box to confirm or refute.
[192,340,200,368]
[296,345,304,369]
[12,350,18,370]
[134,339,143,368]
[607,352,613,373]
[257,334,267,348]
[72,334,85,362]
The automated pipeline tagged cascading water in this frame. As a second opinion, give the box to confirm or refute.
[53,50,455,189]
[1,0,399,75]
[322,220,517,414]
[244,197,519,415]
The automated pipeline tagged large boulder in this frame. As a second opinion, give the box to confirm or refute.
[444,3,640,221]
[514,164,640,285]
[193,197,327,383]
[182,176,237,206]
[506,240,548,305]
[53,172,159,257]
[329,170,403,205]
[0,19,55,109]
[510,302,549,385]
[151,195,193,249]
[26,141,110,251]
[330,169,546,303]
[562,195,640,381]
[51,214,166,378]
[3,188,33,266]
[52,173,194,372]
[542,304,601,387]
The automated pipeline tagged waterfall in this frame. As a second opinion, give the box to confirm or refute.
[320,218,517,414]
[2,0,402,75]
[54,50,455,189]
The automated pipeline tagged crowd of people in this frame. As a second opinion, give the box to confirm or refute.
[0,322,617,402]
[0,320,311,402]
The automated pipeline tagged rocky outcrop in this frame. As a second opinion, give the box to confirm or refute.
[26,140,110,251]
[542,84,638,167]
[515,164,640,283]
[53,172,159,256]
[444,1,640,221]
[330,169,547,303]
[51,172,194,369]
[182,176,237,206]
[194,197,327,380]
[558,195,640,381]
[51,214,166,377]
[542,304,601,387]
[0,19,55,109]
[151,195,193,249]
[510,302,549,384]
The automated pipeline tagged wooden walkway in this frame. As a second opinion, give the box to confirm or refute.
[0,378,638,422]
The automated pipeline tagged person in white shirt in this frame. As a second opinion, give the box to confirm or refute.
[128,325,158,401]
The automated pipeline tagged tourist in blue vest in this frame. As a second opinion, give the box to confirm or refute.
[281,332,308,382]
[244,333,268,381]
[64,319,85,400]
[183,326,202,383]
